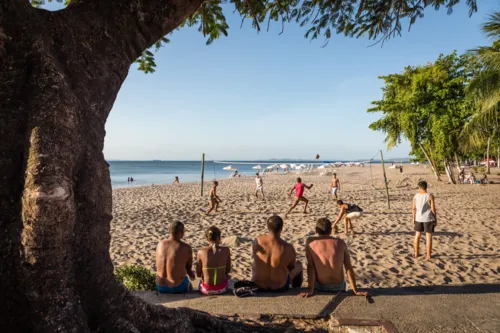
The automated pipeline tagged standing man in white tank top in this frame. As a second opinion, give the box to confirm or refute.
[412,181,437,259]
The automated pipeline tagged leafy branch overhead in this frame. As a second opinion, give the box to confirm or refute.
[33,0,478,73]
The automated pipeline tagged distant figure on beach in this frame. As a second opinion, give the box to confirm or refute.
[127,177,130,183]
[173,176,179,185]
[298,218,369,298]
[206,181,222,215]
[196,226,231,295]
[332,200,363,235]
[155,221,195,293]
[285,178,313,218]
[329,173,341,200]
[130,177,134,182]
[399,166,403,173]
[412,181,436,259]
[252,216,303,292]
[481,173,488,184]
[459,168,465,183]
[255,173,265,199]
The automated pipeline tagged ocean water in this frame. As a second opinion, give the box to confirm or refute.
[108,160,337,188]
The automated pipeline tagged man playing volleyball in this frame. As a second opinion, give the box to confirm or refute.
[255,173,265,200]
[285,178,313,218]
[332,200,363,235]
[329,173,340,200]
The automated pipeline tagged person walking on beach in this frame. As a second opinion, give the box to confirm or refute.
[329,173,341,200]
[173,176,179,185]
[298,218,369,298]
[206,181,222,215]
[155,221,195,293]
[285,178,313,218]
[412,181,436,259]
[255,173,265,200]
[332,200,363,235]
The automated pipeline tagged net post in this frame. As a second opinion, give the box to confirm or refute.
[201,153,205,197]
[380,150,390,209]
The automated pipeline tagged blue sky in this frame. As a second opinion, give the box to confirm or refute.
[47,2,498,161]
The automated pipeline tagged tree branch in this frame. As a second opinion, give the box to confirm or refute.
[65,0,204,63]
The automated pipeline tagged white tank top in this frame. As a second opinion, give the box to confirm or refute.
[414,193,435,222]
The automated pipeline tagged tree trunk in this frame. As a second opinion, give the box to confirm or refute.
[0,1,284,332]
[454,154,461,172]
[419,143,441,181]
[443,157,456,184]
[497,146,499,171]
[486,136,491,174]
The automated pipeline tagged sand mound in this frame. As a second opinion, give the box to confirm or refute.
[221,235,252,247]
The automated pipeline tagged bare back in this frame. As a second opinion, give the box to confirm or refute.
[307,236,347,285]
[252,234,295,289]
[197,246,231,285]
[156,239,192,287]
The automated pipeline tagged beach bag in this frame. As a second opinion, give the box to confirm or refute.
[233,280,258,298]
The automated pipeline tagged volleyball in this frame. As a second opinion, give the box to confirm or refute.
[315,154,320,159]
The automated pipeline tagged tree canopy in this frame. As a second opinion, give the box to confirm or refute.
[368,52,480,182]
[33,0,478,73]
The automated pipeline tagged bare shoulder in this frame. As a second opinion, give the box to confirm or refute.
[157,239,168,248]
[335,238,347,248]
[180,241,193,252]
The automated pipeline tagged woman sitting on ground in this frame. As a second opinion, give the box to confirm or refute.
[196,226,231,295]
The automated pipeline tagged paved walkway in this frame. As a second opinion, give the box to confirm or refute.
[135,283,500,332]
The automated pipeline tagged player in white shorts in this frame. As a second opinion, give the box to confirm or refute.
[255,173,265,200]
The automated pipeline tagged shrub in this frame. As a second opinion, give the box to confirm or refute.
[115,265,156,291]
[478,166,486,173]
[472,166,478,173]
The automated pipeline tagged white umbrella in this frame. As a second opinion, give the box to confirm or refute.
[266,164,277,169]
[279,164,289,169]
[223,165,238,171]
[252,165,262,170]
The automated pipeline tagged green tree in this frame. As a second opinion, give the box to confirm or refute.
[461,12,500,173]
[0,1,478,332]
[368,52,479,183]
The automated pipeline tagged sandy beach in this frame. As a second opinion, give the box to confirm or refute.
[110,165,500,289]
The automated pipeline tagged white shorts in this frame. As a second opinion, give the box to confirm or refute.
[256,186,263,191]
[346,212,363,219]
[332,187,338,195]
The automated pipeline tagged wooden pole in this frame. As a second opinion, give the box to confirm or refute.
[201,153,205,197]
[380,150,390,209]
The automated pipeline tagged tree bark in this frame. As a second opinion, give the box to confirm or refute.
[419,143,441,181]
[443,157,456,184]
[0,1,285,332]
[486,136,491,174]
[454,154,461,173]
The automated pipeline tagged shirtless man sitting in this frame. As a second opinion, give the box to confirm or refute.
[252,215,303,292]
[155,221,195,293]
[299,218,368,298]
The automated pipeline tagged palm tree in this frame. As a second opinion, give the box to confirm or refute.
[462,12,500,173]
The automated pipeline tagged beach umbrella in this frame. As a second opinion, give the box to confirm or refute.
[266,164,277,169]
[279,164,289,169]
[252,165,262,170]
[223,165,238,171]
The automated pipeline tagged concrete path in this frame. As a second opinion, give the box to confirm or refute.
[135,283,500,332]
[331,284,500,333]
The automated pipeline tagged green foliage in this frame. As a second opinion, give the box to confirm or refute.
[115,265,156,291]
[461,11,500,157]
[368,52,479,167]
[33,0,478,72]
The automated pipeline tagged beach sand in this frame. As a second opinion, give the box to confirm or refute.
[110,165,500,289]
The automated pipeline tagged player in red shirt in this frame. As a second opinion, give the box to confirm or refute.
[285,178,313,218]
